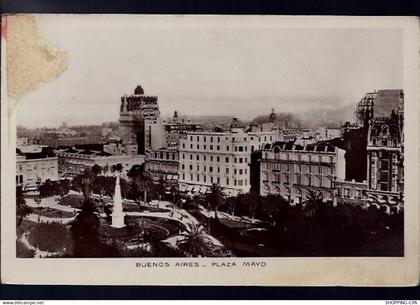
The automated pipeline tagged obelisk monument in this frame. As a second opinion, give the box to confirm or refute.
[111,174,125,228]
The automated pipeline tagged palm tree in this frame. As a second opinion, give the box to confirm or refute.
[128,164,152,204]
[176,224,208,257]
[205,183,225,220]
[302,189,324,219]
[70,198,101,257]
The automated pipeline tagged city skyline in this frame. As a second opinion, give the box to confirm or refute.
[15,15,403,128]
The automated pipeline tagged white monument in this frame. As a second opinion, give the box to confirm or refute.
[111,174,125,228]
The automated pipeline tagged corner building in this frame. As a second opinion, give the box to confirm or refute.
[178,118,275,197]
[260,142,346,205]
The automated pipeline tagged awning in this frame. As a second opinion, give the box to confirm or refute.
[186,185,193,192]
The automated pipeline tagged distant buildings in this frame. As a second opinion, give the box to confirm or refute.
[55,147,145,179]
[178,118,275,197]
[163,111,202,149]
[259,142,345,205]
[16,146,58,189]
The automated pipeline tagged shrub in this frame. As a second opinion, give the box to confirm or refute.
[59,194,83,208]
[16,239,35,258]
[28,222,72,253]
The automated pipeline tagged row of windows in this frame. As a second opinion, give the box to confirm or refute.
[265,173,333,188]
[266,163,332,175]
[181,164,248,175]
[187,135,271,143]
[181,154,248,164]
[149,151,178,161]
[181,173,248,186]
[268,153,335,163]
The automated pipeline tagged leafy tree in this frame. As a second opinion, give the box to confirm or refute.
[176,224,208,257]
[28,222,71,253]
[127,164,152,203]
[91,164,102,176]
[39,179,55,197]
[240,191,260,219]
[16,186,32,226]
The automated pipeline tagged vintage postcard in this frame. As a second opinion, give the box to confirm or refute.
[1,14,419,286]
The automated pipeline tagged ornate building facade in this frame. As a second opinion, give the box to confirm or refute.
[260,142,346,205]
[365,90,404,212]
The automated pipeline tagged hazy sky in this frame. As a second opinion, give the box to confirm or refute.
[16,15,403,128]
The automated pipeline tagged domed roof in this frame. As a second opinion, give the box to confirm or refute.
[134,85,144,95]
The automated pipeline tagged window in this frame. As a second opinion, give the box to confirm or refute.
[197,174,200,182]
[182,143,185,149]
[210,156,213,162]
[245,168,247,174]
[204,136,207,142]
[190,174,193,181]
[217,177,220,184]
[264,136,267,142]
[245,157,248,163]
[216,156,220,162]
[226,157,229,163]
[239,158,243,163]
[211,137,214,142]
[190,136,193,141]
[204,155,207,161]
[196,155,199,161]
[318,167,322,174]
[182,173,185,180]
[234,158,237,163]
[297,165,302,172]
[197,145,200,149]
[227,146,230,151]
[234,169,237,175]
[217,137,220,142]
[210,167,213,172]
[235,146,238,152]
[239,169,243,175]
[307,166,311,173]
[251,145,254,152]
[217,167,220,173]
[190,144,193,149]
[319,156,322,163]
[284,174,289,184]
[234,179,237,186]
[197,136,200,141]
[189,165,193,170]
[210,177,214,183]
[239,146,244,152]
[182,164,185,170]
[226,168,230,174]
[217,145,220,151]
[190,154,193,160]
[204,166,207,171]
[329,156,333,163]
[204,175,207,182]
[210,145,213,150]
[204,145,207,150]
[285,164,289,171]
[307,176,312,186]
[245,179,247,185]
[196,165,199,171]
[226,178,230,185]
[296,174,301,185]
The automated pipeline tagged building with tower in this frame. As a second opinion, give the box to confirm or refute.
[119,85,166,154]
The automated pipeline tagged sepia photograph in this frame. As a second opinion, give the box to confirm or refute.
[1,14,419,286]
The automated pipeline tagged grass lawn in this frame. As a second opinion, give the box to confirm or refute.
[59,194,83,208]
[32,207,75,218]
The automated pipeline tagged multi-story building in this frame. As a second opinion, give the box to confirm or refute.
[365,89,404,212]
[260,142,345,205]
[119,85,166,154]
[16,146,59,190]
[56,147,145,179]
[335,179,368,206]
[145,148,179,188]
[163,111,202,149]
[178,118,275,197]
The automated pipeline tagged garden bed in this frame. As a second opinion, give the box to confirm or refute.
[32,207,75,218]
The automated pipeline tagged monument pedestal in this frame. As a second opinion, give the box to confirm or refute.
[111,212,125,228]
